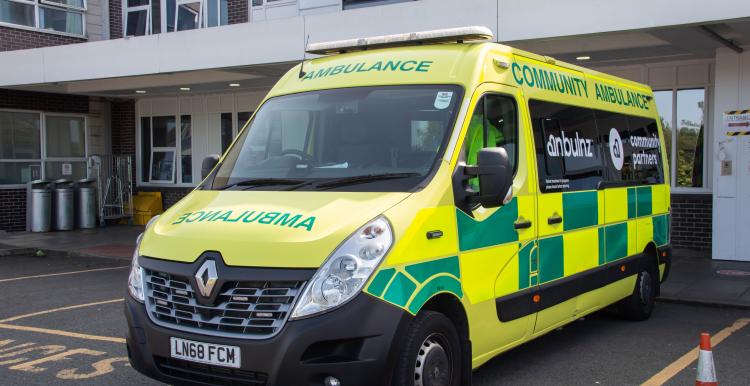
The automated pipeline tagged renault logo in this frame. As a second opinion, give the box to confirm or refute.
[195,260,218,298]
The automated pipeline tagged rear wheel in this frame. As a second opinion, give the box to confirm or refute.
[617,261,658,320]
[394,310,462,386]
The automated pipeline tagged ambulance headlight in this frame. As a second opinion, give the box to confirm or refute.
[128,215,159,303]
[291,216,393,319]
[128,233,145,302]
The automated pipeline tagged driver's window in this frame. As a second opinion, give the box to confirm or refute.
[464,94,518,189]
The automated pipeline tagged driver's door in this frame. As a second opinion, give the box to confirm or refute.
[454,84,538,356]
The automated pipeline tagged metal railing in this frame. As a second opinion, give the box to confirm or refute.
[89,155,134,225]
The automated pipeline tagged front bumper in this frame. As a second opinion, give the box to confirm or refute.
[125,264,412,386]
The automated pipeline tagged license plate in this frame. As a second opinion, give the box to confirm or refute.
[170,337,241,368]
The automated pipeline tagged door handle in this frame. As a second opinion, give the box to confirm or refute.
[547,214,563,225]
[514,219,532,230]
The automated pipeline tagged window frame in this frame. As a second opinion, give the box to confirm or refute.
[653,87,711,194]
[203,0,226,27]
[459,92,520,204]
[123,0,228,36]
[39,0,86,11]
[0,0,86,38]
[172,0,203,32]
[0,109,88,189]
[123,0,152,36]
[138,114,193,186]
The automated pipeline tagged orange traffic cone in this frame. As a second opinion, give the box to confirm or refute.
[696,332,717,386]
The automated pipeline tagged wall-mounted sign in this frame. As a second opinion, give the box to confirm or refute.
[62,163,72,176]
[724,110,750,137]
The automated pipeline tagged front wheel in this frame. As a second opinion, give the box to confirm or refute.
[393,310,462,386]
[616,263,658,320]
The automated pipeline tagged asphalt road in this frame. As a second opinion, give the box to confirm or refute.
[0,253,749,386]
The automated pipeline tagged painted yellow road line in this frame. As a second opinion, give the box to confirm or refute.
[0,323,125,344]
[0,299,124,323]
[641,318,750,386]
[0,266,128,284]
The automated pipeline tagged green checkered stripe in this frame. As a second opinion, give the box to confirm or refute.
[365,256,463,314]
[455,197,519,251]
[530,186,670,288]
[451,186,668,291]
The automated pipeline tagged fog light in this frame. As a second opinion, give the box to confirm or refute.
[324,376,341,386]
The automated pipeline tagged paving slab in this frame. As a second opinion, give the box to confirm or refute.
[659,249,750,309]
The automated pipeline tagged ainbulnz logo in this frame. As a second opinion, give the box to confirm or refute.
[546,131,594,158]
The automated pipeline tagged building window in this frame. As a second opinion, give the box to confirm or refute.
[220,112,232,153]
[237,111,253,129]
[218,111,252,154]
[0,111,87,186]
[124,0,227,36]
[124,0,150,36]
[180,114,192,183]
[140,115,192,184]
[0,0,86,36]
[654,88,707,189]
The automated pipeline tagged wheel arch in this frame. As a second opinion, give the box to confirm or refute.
[419,293,472,386]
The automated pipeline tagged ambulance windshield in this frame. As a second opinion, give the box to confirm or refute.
[210,85,463,191]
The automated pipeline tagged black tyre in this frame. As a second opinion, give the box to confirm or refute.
[393,310,462,386]
[616,261,658,320]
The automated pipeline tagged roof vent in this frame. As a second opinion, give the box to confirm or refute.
[306,26,494,55]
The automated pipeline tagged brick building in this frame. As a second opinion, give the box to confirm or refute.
[1,0,749,260]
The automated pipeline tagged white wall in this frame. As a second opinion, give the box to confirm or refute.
[712,47,750,261]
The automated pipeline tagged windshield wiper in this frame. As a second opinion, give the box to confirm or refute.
[314,173,421,190]
[215,178,307,190]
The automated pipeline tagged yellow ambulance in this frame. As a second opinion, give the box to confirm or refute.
[125,26,671,386]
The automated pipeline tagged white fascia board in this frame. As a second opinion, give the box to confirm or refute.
[0,49,45,86]
[0,17,304,87]
[41,34,161,84]
[156,17,304,73]
[499,0,750,42]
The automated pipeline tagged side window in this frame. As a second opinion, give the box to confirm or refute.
[595,110,631,183]
[464,94,518,189]
[597,111,664,185]
[626,116,663,184]
[530,100,604,192]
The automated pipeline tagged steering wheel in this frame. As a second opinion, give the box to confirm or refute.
[280,149,315,163]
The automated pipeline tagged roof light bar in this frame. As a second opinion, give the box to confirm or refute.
[306,26,494,55]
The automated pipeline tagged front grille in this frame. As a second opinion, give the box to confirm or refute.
[144,269,303,339]
[155,356,268,386]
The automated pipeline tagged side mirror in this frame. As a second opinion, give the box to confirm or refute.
[201,155,220,180]
[469,147,513,208]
